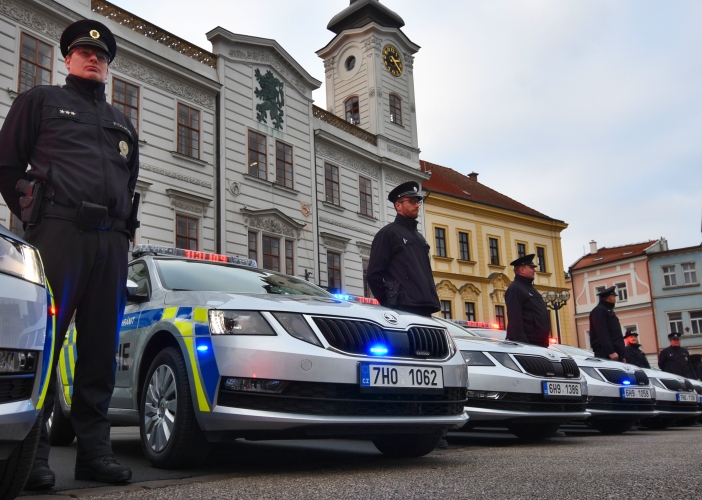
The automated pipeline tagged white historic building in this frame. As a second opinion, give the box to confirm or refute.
[0,0,427,297]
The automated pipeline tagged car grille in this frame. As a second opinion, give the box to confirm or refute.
[217,381,466,417]
[659,378,686,391]
[598,369,649,386]
[587,396,655,413]
[0,375,34,404]
[467,392,587,413]
[513,355,580,378]
[655,400,699,412]
[635,371,650,385]
[312,317,450,359]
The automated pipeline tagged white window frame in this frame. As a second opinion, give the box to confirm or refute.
[662,265,677,287]
[667,312,683,334]
[690,311,702,335]
[681,262,698,285]
[615,282,628,302]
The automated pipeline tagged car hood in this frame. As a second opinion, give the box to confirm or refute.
[453,337,571,360]
[163,291,442,329]
[642,367,688,384]
[565,354,642,372]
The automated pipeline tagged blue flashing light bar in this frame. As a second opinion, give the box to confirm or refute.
[369,345,388,355]
[132,244,257,267]
[333,293,353,301]
[332,293,380,305]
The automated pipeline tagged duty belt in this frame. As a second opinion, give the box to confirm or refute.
[41,202,128,231]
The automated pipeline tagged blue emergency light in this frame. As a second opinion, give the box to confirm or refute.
[370,345,388,355]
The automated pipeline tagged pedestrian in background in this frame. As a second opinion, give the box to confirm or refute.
[588,286,626,362]
[623,331,650,368]
[504,254,552,348]
[0,20,138,489]
[658,333,694,378]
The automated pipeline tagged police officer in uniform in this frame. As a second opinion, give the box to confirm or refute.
[0,20,138,488]
[658,333,694,378]
[367,181,440,317]
[623,331,650,368]
[589,286,626,362]
[504,254,552,347]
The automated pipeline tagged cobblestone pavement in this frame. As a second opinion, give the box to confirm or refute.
[22,424,702,499]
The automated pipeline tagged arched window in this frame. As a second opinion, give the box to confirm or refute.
[389,94,402,126]
[345,96,360,125]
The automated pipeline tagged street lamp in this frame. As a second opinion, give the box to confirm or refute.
[541,290,570,344]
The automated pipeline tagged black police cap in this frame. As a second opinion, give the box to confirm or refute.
[597,285,617,297]
[668,332,682,340]
[623,331,639,338]
[61,20,116,63]
[388,181,422,204]
[510,254,537,267]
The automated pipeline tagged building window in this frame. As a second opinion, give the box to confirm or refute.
[344,96,359,125]
[325,163,340,205]
[177,103,200,158]
[459,232,470,261]
[440,300,452,319]
[662,265,677,287]
[682,263,698,285]
[389,94,402,126]
[465,302,476,321]
[489,238,500,265]
[668,312,683,334]
[276,141,293,188]
[495,305,506,330]
[517,243,526,259]
[262,236,280,271]
[248,130,267,179]
[359,176,373,217]
[19,33,52,93]
[327,251,342,291]
[615,282,628,302]
[595,286,605,297]
[691,311,702,335]
[112,78,139,131]
[9,212,24,239]
[362,258,372,298]
[536,247,546,272]
[285,240,294,276]
[435,228,447,257]
[248,231,258,262]
[175,215,198,250]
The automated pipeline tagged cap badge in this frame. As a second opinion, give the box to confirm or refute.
[90,30,100,39]
[119,141,129,158]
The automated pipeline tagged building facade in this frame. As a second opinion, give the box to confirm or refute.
[647,243,702,356]
[420,161,573,344]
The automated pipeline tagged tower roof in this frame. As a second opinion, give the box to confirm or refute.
[327,0,405,34]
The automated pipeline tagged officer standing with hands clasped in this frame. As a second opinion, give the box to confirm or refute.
[623,331,650,369]
[658,332,694,378]
[0,20,139,488]
[589,286,626,362]
[367,181,440,317]
[504,254,552,347]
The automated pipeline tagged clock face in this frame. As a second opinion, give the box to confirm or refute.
[382,45,403,77]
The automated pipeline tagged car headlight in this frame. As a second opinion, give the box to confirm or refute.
[489,352,521,372]
[581,367,604,381]
[0,235,44,286]
[0,349,37,373]
[272,312,322,347]
[461,351,495,366]
[208,310,276,335]
[650,378,666,390]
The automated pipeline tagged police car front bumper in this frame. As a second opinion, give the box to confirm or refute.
[0,400,40,442]
[584,377,658,418]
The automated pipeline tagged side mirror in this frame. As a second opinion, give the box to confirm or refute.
[126,279,138,296]
[126,279,148,303]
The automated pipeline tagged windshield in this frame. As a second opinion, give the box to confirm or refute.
[155,259,331,296]
[435,319,479,338]
[553,344,594,357]
[470,329,507,340]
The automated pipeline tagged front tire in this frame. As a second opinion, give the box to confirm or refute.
[0,414,42,499]
[372,433,442,458]
[139,347,208,469]
[590,419,634,435]
[508,422,561,441]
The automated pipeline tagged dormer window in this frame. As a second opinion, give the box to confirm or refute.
[389,94,402,126]
[345,96,360,125]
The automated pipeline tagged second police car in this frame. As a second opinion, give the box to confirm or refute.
[49,245,467,467]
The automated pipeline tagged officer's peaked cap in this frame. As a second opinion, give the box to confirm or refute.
[597,285,617,297]
[668,332,682,340]
[510,254,537,267]
[388,181,422,204]
[61,20,116,63]
[623,331,638,338]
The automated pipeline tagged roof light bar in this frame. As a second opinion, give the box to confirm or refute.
[449,319,494,329]
[331,293,380,305]
[132,244,257,267]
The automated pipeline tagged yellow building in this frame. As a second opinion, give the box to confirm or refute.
[420,161,574,345]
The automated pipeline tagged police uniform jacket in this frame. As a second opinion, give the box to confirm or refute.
[624,343,651,369]
[658,346,694,378]
[366,214,440,315]
[0,75,139,219]
[588,300,626,360]
[504,274,551,347]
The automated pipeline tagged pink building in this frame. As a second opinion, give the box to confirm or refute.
[568,240,664,366]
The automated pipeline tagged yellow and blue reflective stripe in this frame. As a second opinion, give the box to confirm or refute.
[36,281,56,410]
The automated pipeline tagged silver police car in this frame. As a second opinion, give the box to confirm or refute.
[639,368,701,429]
[0,224,54,498]
[51,245,467,467]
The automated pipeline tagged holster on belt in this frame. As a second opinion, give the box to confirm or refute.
[15,179,45,224]
[76,201,109,230]
[384,280,401,307]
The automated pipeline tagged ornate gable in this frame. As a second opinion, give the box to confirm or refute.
[241,207,306,239]
[435,280,459,300]
[459,283,481,302]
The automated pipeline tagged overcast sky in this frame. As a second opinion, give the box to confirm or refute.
[112,0,702,268]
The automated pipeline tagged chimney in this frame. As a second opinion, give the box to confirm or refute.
[589,240,597,254]
[467,172,478,181]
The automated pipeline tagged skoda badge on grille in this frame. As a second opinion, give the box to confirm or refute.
[383,312,398,324]
[415,350,431,357]
[547,351,555,358]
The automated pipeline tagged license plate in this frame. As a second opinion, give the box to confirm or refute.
[621,387,652,399]
[542,381,581,398]
[360,364,443,389]
[677,393,697,403]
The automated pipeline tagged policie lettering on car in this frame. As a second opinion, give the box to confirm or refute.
[116,343,130,371]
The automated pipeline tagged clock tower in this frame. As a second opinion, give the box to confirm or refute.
[317,0,420,151]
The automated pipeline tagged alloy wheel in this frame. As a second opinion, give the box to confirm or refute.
[143,364,177,452]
